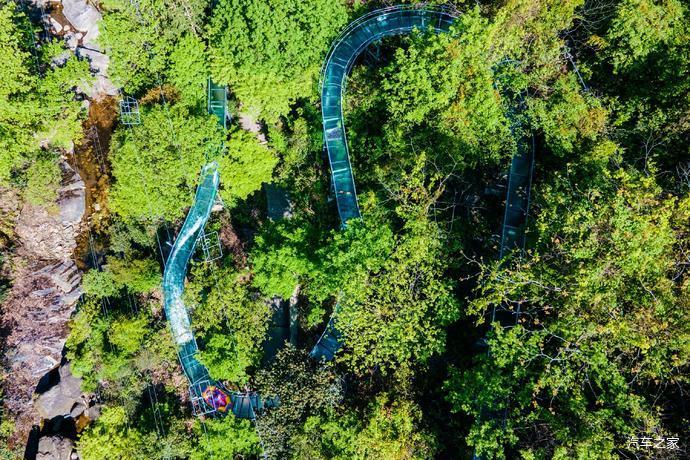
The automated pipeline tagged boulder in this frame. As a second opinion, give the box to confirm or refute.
[75,47,118,97]
[3,258,83,386]
[36,435,75,460]
[50,17,63,33]
[57,0,118,96]
[65,32,79,50]
[61,0,101,43]
[15,161,85,261]
[35,365,84,421]
[1,163,85,443]
[76,46,108,72]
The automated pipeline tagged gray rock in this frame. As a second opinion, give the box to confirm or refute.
[2,249,84,433]
[65,32,79,50]
[75,47,118,96]
[59,192,85,227]
[92,75,119,97]
[61,0,101,43]
[43,0,117,97]
[29,0,50,10]
[16,161,84,261]
[76,46,107,70]
[75,46,109,81]
[52,50,72,66]
[36,435,74,460]
[35,364,84,420]
[69,401,87,418]
[83,404,101,421]
[50,17,62,33]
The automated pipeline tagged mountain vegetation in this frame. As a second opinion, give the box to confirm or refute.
[1,0,687,458]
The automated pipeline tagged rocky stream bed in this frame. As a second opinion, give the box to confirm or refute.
[1,1,117,458]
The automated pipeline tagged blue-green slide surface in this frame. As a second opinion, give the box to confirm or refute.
[312,6,460,360]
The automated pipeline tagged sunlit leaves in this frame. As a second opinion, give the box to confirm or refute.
[208,0,348,121]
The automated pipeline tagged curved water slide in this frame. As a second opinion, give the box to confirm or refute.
[320,6,457,223]
[162,162,268,418]
[312,6,459,360]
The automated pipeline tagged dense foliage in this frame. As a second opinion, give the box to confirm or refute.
[207,0,348,121]
[0,2,89,203]
[19,0,684,458]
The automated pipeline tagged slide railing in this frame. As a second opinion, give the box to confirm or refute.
[208,78,228,129]
[320,5,457,223]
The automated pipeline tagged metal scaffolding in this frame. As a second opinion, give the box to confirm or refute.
[197,230,222,263]
[119,96,141,125]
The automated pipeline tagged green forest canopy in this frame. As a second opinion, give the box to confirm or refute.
[0,0,686,459]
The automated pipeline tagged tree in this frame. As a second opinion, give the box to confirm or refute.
[605,0,686,74]
[217,128,278,206]
[446,165,690,458]
[77,406,146,460]
[0,410,21,460]
[489,0,587,88]
[0,4,40,184]
[108,104,224,222]
[82,258,160,298]
[169,33,208,109]
[98,1,167,94]
[98,0,208,94]
[0,3,88,190]
[332,217,459,376]
[190,268,270,383]
[109,104,274,222]
[305,218,394,327]
[255,346,342,459]
[66,299,105,392]
[303,158,459,375]
[250,219,317,300]
[82,269,119,299]
[293,395,437,460]
[526,73,607,156]
[208,0,348,121]
[109,315,149,355]
[37,43,91,150]
[191,414,260,459]
[67,295,176,402]
[70,1,690,458]
[108,257,161,294]
[24,155,61,207]
[593,0,689,173]
[382,9,511,164]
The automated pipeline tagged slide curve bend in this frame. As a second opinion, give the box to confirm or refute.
[311,5,458,360]
[162,162,267,418]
